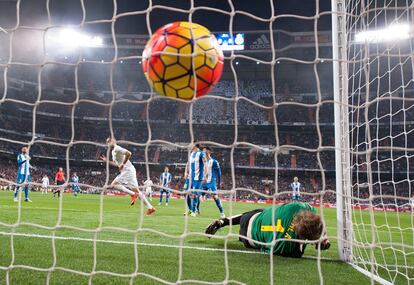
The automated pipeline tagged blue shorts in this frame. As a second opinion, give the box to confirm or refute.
[17,174,30,185]
[191,180,203,196]
[202,182,217,193]
[160,188,170,194]
[72,185,80,192]
[293,193,301,200]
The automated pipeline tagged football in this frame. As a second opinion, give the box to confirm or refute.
[142,21,224,100]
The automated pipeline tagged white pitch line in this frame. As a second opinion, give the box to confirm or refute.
[0,231,334,261]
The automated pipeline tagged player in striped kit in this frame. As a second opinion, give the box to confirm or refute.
[71,172,80,197]
[202,147,225,218]
[158,167,172,206]
[290,177,301,201]
[14,146,33,202]
[184,143,207,217]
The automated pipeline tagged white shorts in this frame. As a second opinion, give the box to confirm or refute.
[113,167,138,189]
[145,188,152,195]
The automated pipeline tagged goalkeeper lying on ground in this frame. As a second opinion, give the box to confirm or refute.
[205,202,330,258]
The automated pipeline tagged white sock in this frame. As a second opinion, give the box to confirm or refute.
[138,191,153,209]
[113,184,135,196]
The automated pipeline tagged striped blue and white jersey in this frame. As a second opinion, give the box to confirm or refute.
[17,153,31,176]
[71,175,79,185]
[205,157,222,184]
[290,182,301,193]
[160,172,172,186]
[189,150,206,181]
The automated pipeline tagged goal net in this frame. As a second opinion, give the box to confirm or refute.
[335,0,414,284]
[0,0,412,284]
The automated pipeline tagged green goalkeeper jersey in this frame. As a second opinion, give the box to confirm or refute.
[250,202,315,257]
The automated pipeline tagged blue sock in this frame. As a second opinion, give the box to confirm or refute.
[159,193,163,203]
[186,195,192,211]
[24,186,29,200]
[166,193,169,203]
[214,197,224,213]
[14,187,18,198]
[196,196,200,213]
[192,196,198,212]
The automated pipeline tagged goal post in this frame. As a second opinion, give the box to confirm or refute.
[331,0,353,264]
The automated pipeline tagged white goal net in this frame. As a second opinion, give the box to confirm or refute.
[335,0,414,284]
[0,0,412,284]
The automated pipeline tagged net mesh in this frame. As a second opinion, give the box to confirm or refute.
[0,0,412,284]
[345,0,414,284]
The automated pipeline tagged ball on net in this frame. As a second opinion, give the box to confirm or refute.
[142,21,224,100]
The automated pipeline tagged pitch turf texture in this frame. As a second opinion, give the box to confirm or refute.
[0,192,412,285]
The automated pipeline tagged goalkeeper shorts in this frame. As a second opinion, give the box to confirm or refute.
[239,208,264,249]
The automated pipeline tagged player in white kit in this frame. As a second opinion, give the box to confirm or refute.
[99,138,155,215]
[144,178,153,201]
[41,175,49,194]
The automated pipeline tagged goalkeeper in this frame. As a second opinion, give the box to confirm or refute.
[205,202,330,258]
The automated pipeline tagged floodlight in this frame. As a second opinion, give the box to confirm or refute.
[355,24,410,43]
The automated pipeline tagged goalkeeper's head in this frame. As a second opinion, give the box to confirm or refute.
[293,211,324,241]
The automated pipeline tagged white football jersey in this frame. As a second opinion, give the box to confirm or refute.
[42,177,49,187]
[144,179,153,192]
[111,145,134,171]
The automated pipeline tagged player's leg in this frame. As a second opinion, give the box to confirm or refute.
[14,175,22,201]
[212,193,225,217]
[165,189,170,206]
[125,174,155,214]
[158,189,164,205]
[130,186,154,208]
[111,180,135,195]
[205,209,264,243]
[205,213,243,235]
[191,192,198,215]
[196,181,203,214]
[147,189,152,201]
[130,186,155,216]
[24,175,31,202]
[190,180,198,215]
[186,194,192,212]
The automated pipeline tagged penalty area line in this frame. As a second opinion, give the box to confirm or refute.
[0,231,335,261]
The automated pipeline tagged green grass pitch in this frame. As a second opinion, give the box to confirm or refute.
[0,191,412,284]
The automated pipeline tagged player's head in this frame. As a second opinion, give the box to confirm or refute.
[294,176,298,182]
[294,211,324,241]
[192,141,201,151]
[58,167,63,172]
[204,146,212,156]
[21,146,28,154]
[164,166,169,172]
[106,137,116,147]
[73,172,77,176]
